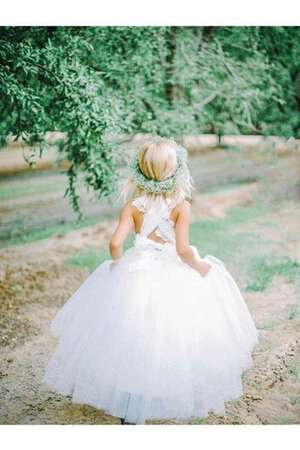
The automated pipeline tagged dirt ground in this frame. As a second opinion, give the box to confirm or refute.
[0,146,299,425]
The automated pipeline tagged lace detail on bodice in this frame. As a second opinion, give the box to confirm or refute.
[132,195,176,244]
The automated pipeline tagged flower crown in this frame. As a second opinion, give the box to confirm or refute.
[127,136,188,195]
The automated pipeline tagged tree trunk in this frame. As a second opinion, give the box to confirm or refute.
[202,26,218,42]
[165,27,178,104]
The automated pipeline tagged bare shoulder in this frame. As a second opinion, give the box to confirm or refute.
[126,197,142,214]
[125,198,134,208]
[174,199,191,214]
[120,199,134,216]
[172,199,191,222]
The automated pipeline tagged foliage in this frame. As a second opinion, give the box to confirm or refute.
[0,26,299,212]
[255,27,300,137]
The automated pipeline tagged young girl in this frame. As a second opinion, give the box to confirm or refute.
[43,136,259,425]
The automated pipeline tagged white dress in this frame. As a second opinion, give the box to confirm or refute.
[43,195,259,424]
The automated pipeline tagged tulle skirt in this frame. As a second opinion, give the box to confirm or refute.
[43,235,259,424]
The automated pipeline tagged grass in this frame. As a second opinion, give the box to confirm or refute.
[67,247,109,272]
[226,411,243,424]
[190,202,267,266]
[197,178,257,194]
[2,216,107,247]
[246,257,300,292]
[226,202,268,224]
[289,360,300,383]
[288,304,299,320]
[256,336,273,351]
[11,284,23,294]
[256,318,278,331]
[290,396,300,406]
[0,180,66,201]
[66,233,135,272]
[188,417,207,425]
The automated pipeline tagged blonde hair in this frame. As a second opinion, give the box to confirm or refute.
[118,138,194,210]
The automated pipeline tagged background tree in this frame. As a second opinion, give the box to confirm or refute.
[0,26,299,213]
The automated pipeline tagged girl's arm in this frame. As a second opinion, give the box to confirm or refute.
[175,201,211,277]
[109,201,134,260]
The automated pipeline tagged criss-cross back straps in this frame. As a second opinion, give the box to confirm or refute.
[132,195,176,244]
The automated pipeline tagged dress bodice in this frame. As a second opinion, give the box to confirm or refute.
[132,195,176,245]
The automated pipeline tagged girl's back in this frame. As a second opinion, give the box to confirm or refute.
[131,195,183,244]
